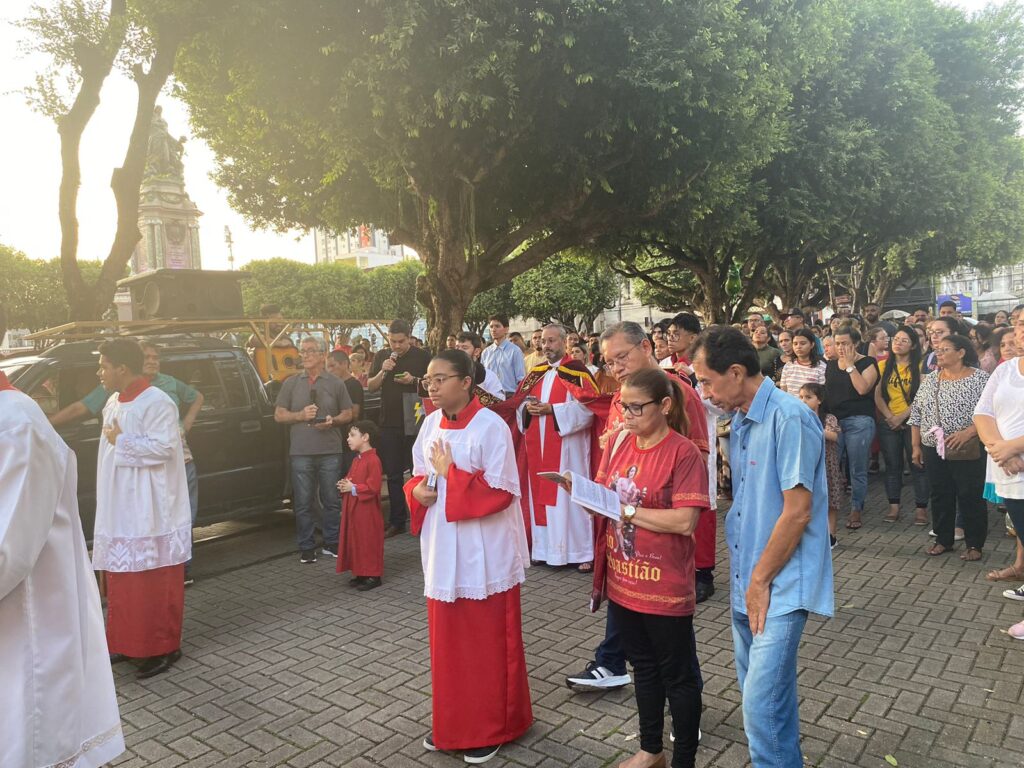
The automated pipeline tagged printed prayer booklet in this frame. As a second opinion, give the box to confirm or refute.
[538,472,621,521]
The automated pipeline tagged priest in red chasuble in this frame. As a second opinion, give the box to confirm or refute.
[404,350,532,764]
[513,324,600,569]
[93,339,191,679]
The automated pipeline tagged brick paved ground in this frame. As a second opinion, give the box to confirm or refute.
[108,477,1024,768]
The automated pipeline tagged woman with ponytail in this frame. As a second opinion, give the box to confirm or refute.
[587,366,709,768]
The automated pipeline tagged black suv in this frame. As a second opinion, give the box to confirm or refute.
[0,337,293,539]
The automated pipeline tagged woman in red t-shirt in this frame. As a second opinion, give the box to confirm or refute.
[591,367,710,768]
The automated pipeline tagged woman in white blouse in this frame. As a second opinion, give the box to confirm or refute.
[974,314,1024,639]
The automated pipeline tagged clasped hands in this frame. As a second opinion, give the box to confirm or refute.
[412,440,454,507]
[525,400,554,416]
[986,438,1024,475]
[103,418,122,446]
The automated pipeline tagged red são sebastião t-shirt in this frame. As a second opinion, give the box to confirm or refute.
[596,429,710,617]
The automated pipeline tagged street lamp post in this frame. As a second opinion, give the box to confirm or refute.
[224,226,235,270]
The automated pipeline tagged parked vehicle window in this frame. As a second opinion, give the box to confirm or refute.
[162,358,229,410]
[25,375,60,415]
[216,360,249,409]
[60,365,106,414]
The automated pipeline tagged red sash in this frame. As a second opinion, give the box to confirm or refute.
[0,371,16,391]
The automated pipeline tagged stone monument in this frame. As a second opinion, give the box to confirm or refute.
[130,105,203,274]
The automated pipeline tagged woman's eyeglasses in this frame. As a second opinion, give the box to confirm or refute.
[614,399,657,416]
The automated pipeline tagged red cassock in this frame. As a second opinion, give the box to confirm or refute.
[105,565,185,658]
[403,403,533,751]
[337,449,384,578]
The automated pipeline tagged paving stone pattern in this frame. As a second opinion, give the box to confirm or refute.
[109,479,1024,768]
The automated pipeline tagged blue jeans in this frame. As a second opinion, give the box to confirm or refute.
[838,415,875,512]
[877,422,928,507]
[595,603,703,690]
[185,460,198,570]
[732,610,807,768]
[291,454,343,551]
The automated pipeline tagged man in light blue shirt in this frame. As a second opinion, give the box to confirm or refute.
[693,326,833,768]
[480,314,526,396]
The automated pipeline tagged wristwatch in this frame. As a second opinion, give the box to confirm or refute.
[622,504,637,522]
[845,365,855,373]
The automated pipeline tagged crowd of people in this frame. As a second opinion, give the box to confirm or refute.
[3,296,1023,768]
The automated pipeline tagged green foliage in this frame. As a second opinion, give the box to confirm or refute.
[511,252,618,332]
[615,0,1024,317]
[0,244,109,331]
[363,260,425,323]
[240,257,424,323]
[463,283,517,335]
[174,0,804,339]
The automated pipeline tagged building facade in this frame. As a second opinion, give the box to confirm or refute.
[313,226,415,269]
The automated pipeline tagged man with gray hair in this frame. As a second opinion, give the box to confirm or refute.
[512,323,599,568]
[275,336,353,563]
[567,320,711,695]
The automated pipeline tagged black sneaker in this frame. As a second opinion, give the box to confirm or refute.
[321,546,338,559]
[695,580,715,603]
[463,744,500,764]
[300,549,317,564]
[349,576,367,586]
[356,576,382,591]
[565,661,630,690]
[830,535,837,551]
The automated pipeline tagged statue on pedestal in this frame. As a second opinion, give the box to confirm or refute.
[145,106,186,182]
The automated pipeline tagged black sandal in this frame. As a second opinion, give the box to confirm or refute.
[926,543,953,556]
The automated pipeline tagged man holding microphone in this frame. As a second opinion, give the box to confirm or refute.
[368,319,432,537]
[275,336,353,563]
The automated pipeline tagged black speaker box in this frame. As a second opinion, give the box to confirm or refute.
[119,269,246,320]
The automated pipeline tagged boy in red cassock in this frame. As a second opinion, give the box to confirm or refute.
[337,421,385,590]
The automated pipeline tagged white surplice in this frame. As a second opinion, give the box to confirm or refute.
[413,406,530,602]
[516,367,595,565]
[0,388,125,768]
[93,386,191,572]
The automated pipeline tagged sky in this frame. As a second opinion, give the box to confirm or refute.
[0,0,1001,272]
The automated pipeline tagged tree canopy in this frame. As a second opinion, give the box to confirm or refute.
[605,0,1024,320]
[0,243,110,332]
[174,0,816,343]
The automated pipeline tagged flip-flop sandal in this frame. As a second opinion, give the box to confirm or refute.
[986,566,1024,582]
[926,543,953,556]
[960,548,983,562]
[577,562,593,573]
[845,519,863,530]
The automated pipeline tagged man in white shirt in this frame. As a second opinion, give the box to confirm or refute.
[0,304,125,767]
[94,338,192,679]
[481,314,526,397]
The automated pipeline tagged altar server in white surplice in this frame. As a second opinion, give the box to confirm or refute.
[0,351,125,767]
[93,338,191,680]
[514,324,599,567]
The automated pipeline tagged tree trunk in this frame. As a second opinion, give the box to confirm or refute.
[90,40,180,319]
[58,0,129,321]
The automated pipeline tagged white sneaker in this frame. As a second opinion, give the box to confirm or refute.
[1003,585,1024,602]
[669,728,701,743]
[565,662,631,689]
[928,530,936,537]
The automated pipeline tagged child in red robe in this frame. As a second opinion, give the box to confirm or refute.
[336,421,384,590]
